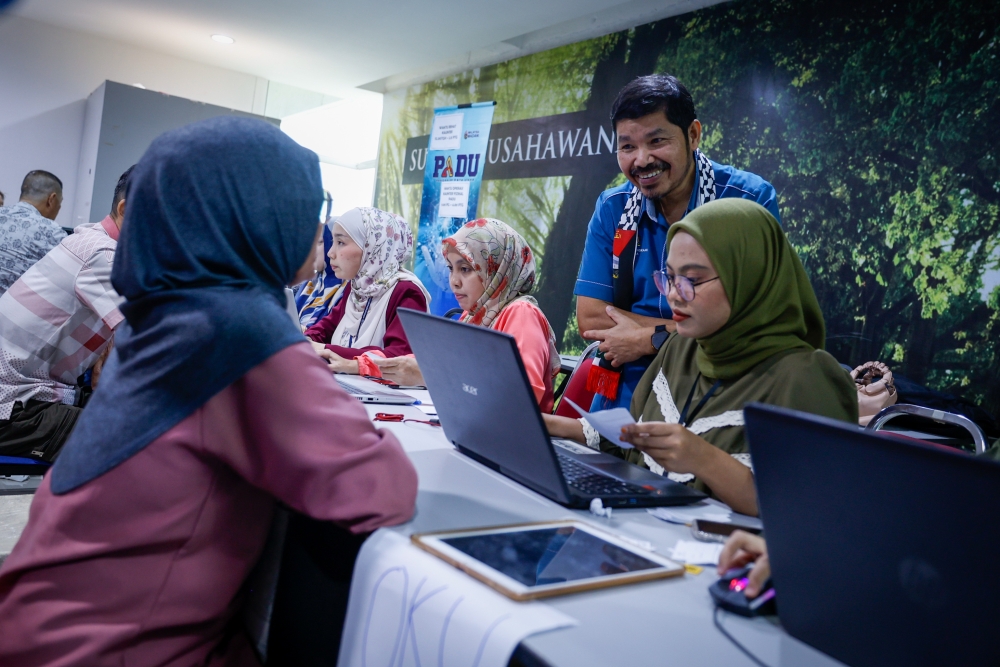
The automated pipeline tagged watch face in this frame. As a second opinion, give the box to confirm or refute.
[652,330,670,349]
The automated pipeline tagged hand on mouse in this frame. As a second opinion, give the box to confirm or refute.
[718,530,770,597]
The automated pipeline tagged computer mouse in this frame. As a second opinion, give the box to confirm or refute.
[709,566,776,617]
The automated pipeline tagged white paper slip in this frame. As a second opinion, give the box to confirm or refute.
[647,505,733,526]
[669,539,724,566]
[562,397,635,449]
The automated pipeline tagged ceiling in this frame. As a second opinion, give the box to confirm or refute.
[11,0,721,98]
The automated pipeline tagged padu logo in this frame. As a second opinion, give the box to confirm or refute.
[432,154,481,178]
[462,383,478,396]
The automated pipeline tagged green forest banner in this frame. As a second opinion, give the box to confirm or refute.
[374,0,1000,416]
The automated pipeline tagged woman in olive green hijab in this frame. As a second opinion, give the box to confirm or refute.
[546,199,857,515]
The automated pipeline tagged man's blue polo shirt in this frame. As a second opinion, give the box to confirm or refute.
[574,156,780,411]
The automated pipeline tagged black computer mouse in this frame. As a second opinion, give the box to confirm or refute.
[709,566,777,617]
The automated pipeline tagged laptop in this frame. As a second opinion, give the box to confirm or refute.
[744,403,1000,667]
[333,375,417,405]
[397,308,706,508]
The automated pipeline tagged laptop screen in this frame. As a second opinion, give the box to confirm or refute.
[398,309,569,502]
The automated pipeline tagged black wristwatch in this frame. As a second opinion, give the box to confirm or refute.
[651,324,670,351]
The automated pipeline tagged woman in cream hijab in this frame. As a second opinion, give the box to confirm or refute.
[305,207,430,376]
[545,199,857,515]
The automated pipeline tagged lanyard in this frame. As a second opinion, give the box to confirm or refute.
[678,373,723,427]
[348,297,373,347]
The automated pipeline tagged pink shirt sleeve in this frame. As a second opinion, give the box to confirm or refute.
[492,300,555,413]
[204,342,418,534]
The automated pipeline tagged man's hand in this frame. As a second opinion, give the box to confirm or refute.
[91,341,115,389]
[619,421,718,474]
[582,306,655,366]
[718,531,770,598]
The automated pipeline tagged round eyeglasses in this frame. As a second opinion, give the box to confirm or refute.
[653,270,720,302]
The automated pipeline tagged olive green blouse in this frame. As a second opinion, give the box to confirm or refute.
[601,334,859,496]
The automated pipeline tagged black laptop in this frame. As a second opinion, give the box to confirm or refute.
[397,308,706,508]
[744,403,1000,667]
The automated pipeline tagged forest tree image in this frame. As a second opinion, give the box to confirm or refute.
[374,0,1000,418]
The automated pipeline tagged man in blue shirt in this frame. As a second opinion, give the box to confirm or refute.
[575,74,780,411]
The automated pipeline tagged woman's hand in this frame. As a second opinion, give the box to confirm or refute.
[309,340,328,354]
[717,531,770,597]
[371,356,425,386]
[317,349,359,375]
[619,422,717,474]
[542,413,586,443]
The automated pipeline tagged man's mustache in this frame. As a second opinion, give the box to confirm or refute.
[631,161,670,178]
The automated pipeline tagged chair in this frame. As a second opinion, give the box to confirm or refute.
[0,456,50,477]
[553,341,600,417]
[866,404,988,455]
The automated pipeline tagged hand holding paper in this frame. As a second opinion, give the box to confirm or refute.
[562,398,635,450]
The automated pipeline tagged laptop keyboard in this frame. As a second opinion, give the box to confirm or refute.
[336,379,372,396]
[557,452,653,497]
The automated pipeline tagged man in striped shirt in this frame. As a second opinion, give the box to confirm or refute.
[0,167,133,461]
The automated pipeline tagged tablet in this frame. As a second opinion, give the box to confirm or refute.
[412,520,684,600]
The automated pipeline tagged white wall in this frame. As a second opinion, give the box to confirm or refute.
[0,16,261,225]
[281,96,383,216]
[0,100,85,226]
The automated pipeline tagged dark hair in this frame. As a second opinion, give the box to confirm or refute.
[610,74,697,132]
[20,170,63,200]
[111,165,136,216]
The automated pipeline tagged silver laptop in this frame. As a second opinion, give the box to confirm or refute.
[334,376,417,405]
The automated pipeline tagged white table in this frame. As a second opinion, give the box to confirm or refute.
[364,393,846,667]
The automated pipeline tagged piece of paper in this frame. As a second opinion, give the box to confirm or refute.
[669,539,724,566]
[438,180,470,218]
[562,397,634,449]
[338,530,578,667]
[647,505,733,526]
[429,112,463,150]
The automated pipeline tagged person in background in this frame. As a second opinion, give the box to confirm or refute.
[0,189,5,206]
[374,218,561,412]
[305,206,430,376]
[0,117,417,665]
[0,170,67,295]
[546,200,856,516]
[575,74,780,413]
[0,165,134,462]
[294,217,342,329]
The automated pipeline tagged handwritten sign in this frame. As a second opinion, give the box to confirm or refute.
[338,530,577,667]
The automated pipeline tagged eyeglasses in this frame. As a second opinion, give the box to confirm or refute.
[653,270,720,302]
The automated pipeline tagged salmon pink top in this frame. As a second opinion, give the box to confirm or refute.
[492,299,556,413]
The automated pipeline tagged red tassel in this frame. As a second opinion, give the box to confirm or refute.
[586,364,621,400]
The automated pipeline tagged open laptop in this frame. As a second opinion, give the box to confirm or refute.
[744,403,1000,667]
[333,375,417,405]
[398,308,706,508]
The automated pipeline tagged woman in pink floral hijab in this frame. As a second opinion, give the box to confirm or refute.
[376,218,560,410]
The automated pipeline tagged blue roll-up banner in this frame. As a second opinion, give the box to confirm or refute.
[414,102,496,316]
